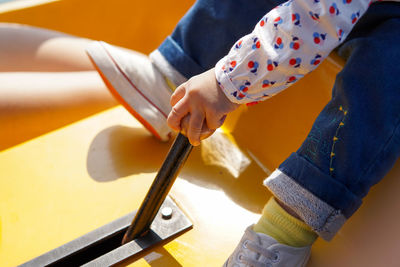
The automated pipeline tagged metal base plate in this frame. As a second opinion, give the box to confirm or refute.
[21,196,192,266]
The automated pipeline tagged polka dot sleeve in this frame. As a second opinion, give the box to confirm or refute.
[215,0,371,104]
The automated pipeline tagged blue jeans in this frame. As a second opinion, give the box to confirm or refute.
[151,0,400,239]
[155,0,285,80]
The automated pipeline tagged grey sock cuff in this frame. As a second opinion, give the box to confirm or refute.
[150,49,187,87]
[264,169,347,241]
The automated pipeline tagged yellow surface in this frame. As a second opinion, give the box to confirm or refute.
[0,107,266,266]
[2,105,400,267]
[1,0,400,266]
[0,0,189,53]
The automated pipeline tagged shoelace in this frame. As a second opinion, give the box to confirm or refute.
[239,240,279,267]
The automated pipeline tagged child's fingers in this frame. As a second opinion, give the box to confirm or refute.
[167,96,190,132]
[179,114,190,136]
[206,113,227,130]
[181,114,215,140]
[187,111,204,146]
[200,127,215,140]
[170,85,186,107]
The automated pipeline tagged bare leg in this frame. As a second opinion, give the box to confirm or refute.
[0,23,116,113]
[0,71,118,150]
[0,23,94,71]
[0,23,117,112]
[0,71,115,112]
[0,24,118,150]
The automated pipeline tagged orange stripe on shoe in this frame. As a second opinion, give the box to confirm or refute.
[87,56,164,141]
[100,42,168,119]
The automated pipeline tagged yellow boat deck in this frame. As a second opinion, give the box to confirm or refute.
[1,0,400,266]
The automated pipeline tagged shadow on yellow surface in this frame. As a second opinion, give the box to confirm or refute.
[86,124,270,213]
[86,125,171,182]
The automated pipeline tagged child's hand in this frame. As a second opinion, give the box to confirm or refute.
[167,68,240,146]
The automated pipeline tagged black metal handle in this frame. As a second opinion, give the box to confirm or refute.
[122,133,193,244]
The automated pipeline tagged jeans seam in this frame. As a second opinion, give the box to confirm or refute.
[329,105,348,177]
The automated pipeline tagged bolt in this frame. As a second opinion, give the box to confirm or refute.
[161,207,173,220]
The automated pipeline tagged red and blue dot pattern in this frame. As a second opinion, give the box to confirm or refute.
[262,80,276,88]
[248,60,259,73]
[273,17,283,28]
[351,11,360,24]
[267,59,278,71]
[310,54,322,65]
[313,32,327,44]
[252,37,261,50]
[274,37,284,49]
[215,0,374,104]
[292,13,301,26]
[290,36,301,50]
[289,57,302,68]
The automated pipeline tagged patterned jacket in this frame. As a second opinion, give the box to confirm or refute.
[215,0,397,104]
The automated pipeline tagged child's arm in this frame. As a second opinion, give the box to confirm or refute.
[216,0,371,104]
[168,0,372,145]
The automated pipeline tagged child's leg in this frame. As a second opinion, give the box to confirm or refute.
[0,23,93,72]
[0,71,117,150]
[264,1,400,240]
[0,24,117,150]
[0,71,114,112]
[225,2,400,266]
[0,23,115,116]
[152,0,285,85]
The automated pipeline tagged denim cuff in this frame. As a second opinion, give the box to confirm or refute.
[156,36,205,80]
[279,153,362,218]
[264,169,347,241]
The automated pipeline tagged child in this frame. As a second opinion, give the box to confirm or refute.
[86,0,400,265]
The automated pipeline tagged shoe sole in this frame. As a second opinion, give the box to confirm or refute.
[86,41,170,141]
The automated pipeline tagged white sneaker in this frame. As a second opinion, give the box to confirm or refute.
[86,41,173,141]
[224,226,311,267]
